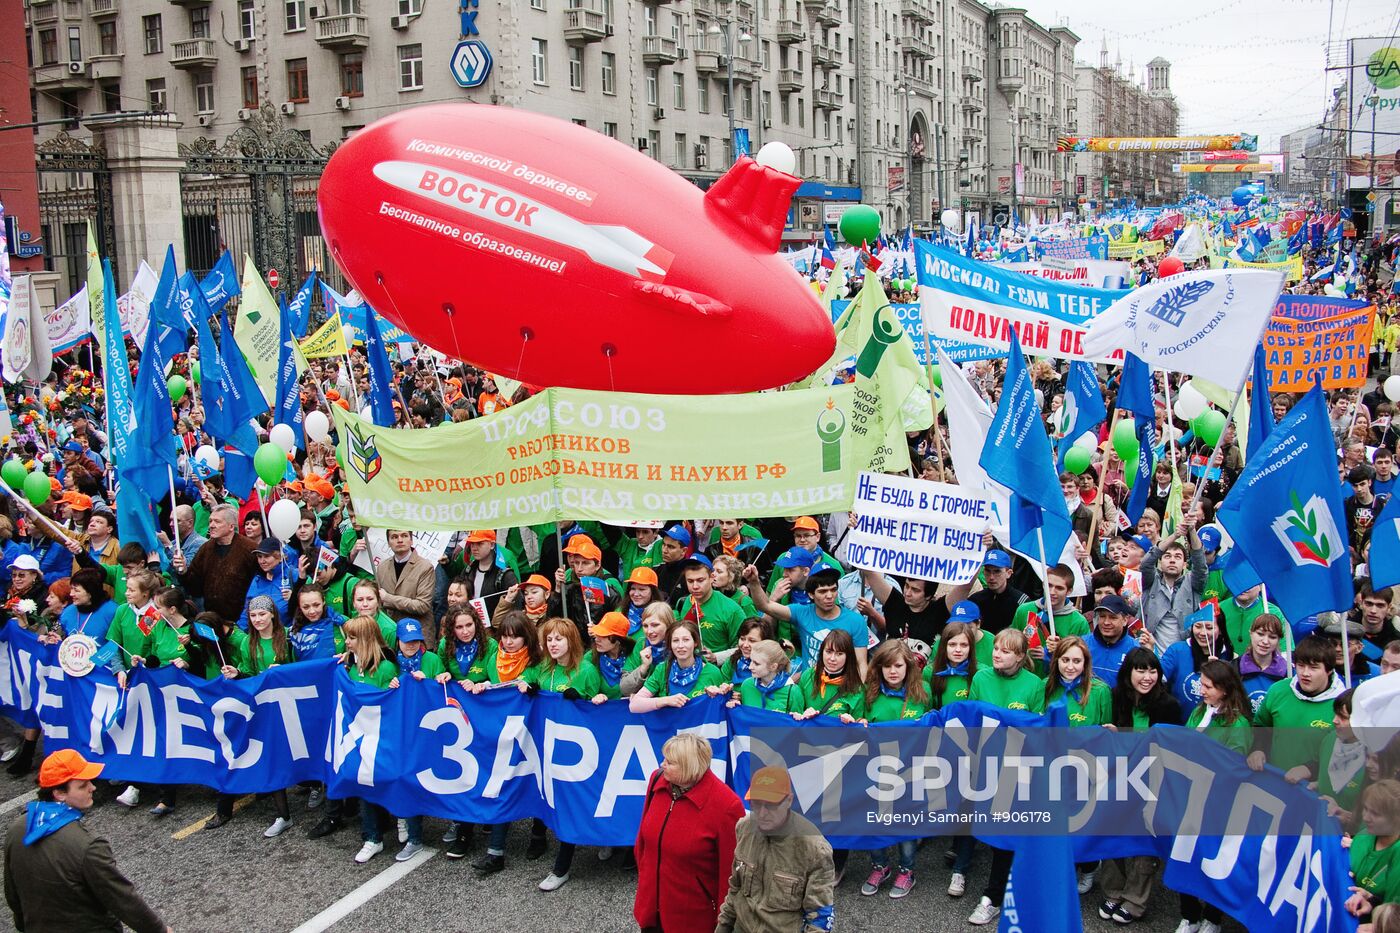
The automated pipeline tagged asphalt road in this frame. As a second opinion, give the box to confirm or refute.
[0,764,1245,933]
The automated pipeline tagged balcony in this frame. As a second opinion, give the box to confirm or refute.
[641,35,681,63]
[170,37,217,69]
[814,87,843,110]
[563,6,608,42]
[776,18,805,44]
[815,2,841,25]
[778,68,804,92]
[812,42,842,69]
[964,64,982,83]
[692,34,721,72]
[88,54,122,80]
[729,55,759,81]
[90,0,118,18]
[902,0,934,24]
[960,96,982,113]
[902,72,933,96]
[997,62,1024,92]
[30,0,58,23]
[32,61,92,90]
[694,0,717,16]
[904,34,935,59]
[315,13,369,49]
[800,0,826,9]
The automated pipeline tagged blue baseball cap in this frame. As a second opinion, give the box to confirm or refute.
[1198,526,1222,552]
[949,600,981,624]
[1093,594,1133,616]
[983,549,1013,569]
[774,547,818,569]
[396,618,424,643]
[1119,533,1151,553]
[682,554,713,571]
[61,440,83,453]
[662,523,691,546]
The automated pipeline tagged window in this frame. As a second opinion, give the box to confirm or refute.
[241,65,258,108]
[98,21,117,56]
[398,44,423,90]
[397,0,422,12]
[780,94,790,124]
[648,130,661,159]
[797,97,804,128]
[761,90,771,123]
[194,71,215,113]
[601,52,615,94]
[142,15,162,54]
[530,0,544,8]
[568,46,583,91]
[239,0,255,40]
[697,78,709,113]
[761,40,771,70]
[339,51,364,97]
[147,78,167,112]
[285,0,306,31]
[531,38,547,85]
[67,26,81,62]
[674,132,687,168]
[603,121,618,139]
[100,82,121,113]
[672,72,685,109]
[742,85,753,119]
[286,58,308,102]
[38,29,57,65]
[643,4,656,35]
[645,67,658,106]
[191,7,211,39]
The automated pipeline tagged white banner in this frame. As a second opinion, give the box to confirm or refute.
[2,275,50,384]
[845,473,989,584]
[47,286,91,354]
[1001,259,1131,289]
[115,260,159,348]
[359,527,455,573]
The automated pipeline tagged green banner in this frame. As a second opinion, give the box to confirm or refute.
[332,385,857,531]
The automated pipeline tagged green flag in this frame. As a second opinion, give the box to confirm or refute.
[233,255,281,406]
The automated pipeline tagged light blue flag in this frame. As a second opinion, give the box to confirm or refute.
[275,294,304,449]
[979,327,1073,562]
[361,302,396,427]
[286,270,318,339]
[195,292,257,456]
[102,259,163,553]
[1216,382,1353,623]
[199,250,240,315]
[149,246,188,364]
[216,309,271,451]
[126,277,179,502]
[1368,496,1400,591]
[1246,342,1273,462]
[1057,361,1106,471]
[1116,352,1157,525]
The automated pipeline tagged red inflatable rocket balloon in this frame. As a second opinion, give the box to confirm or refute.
[317,104,834,394]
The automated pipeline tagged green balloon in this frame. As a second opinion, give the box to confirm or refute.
[1,460,27,491]
[838,205,882,248]
[254,442,287,487]
[191,361,201,386]
[167,375,187,403]
[1192,409,1227,448]
[1111,418,1139,463]
[928,365,943,388]
[1124,465,1137,489]
[1064,446,1092,475]
[22,471,50,507]
[335,448,345,472]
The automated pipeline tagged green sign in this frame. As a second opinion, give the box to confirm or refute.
[333,385,858,531]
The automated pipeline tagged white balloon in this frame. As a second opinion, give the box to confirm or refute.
[267,499,301,543]
[1034,388,1045,408]
[1175,382,1208,421]
[304,410,330,444]
[194,444,220,471]
[754,141,797,176]
[1386,374,1400,402]
[1074,431,1098,450]
[268,423,296,452]
[359,405,373,421]
[940,209,962,234]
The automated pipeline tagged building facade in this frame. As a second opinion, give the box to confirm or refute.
[1072,47,1180,206]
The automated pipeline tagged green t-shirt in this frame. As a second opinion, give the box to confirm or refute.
[925,672,974,709]
[241,633,292,676]
[398,648,445,680]
[1046,679,1113,726]
[737,677,806,713]
[1316,733,1367,817]
[589,651,629,700]
[795,668,862,717]
[437,637,496,683]
[104,604,153,670]
[643,660,724,698]
[151,618,191,667]
[1202,567,1229,605]
[1220,596,1282,656]
[616,536,664,581]
[1351,834,1400,904]
[525,659,605,697]
[969,667,1045,712]
[346,658,398,688]
[1253,678,1340,771]
[1185,705,1253,756]
[850,689,933,723]
[676,589,748,654]
[1011,601,1089,675]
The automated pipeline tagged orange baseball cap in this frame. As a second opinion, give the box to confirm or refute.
[523,574,553,593]
[306,476,335,500]
[465,530,497,543]
[792,516,820,532]
[38,749,103,788]
[47,478,61,495]
[562,534,597,555]
[570,542,602,562]
[625,567,659,587]
[745,766,792,803]
[588,611,631,639]
[61,491,93,511]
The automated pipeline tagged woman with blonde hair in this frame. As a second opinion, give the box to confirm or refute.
[729,640,804,712]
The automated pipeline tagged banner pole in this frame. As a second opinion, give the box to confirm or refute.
[920,330,947,481]
[1185,364,1252,518]
[556,531,569,627]
[1085,408,1122,546]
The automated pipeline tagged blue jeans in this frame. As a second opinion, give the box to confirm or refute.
[952,836,974,874]
[360,802,421,845]
[872,839,917,872]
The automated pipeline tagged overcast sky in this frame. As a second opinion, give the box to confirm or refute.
[1014,0,1397,151]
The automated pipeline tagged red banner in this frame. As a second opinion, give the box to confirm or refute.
[1264,306,1376,391]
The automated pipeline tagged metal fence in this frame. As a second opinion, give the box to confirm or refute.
[34,131,115,297]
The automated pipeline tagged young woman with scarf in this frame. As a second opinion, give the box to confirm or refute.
[585,611,636,699]
[1042,636,1112,726]
[924,621,980,708]
[522,617,604,698]
[621,566,664,633]
[620,603,674,696]
[629,620,724,711]
[141,586,205,819]
[796,628,863,720]
[349,580,407,656]
[1160,606,1234,723]
[1346,779,1400,924]
[715,618,774,690]
[1233,612,1290,715]
[436,605,495,685]
[851,639,930,901]
[493,574,556,628]
[729,640,804,713]
[342,616,399,864]
[288,584,348,661]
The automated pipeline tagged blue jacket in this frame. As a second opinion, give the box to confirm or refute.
[1084,629,1140,688]
[236,572,291,632]
[288,606,346,661]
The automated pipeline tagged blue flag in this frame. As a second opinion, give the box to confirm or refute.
[199,250,240,315]
[285,271,318,339]
[823,224,837,253]
[195,290,257,457]
[222,445,256,500]
[193,621,220,643]
[1246,342,1274,461]
[126,277,179,503]
[361,304,396,427]
[1287,224,1306,256]
[217,308,271,437]
[979,327,1073,562]
[149,246,189,364]
[1057,361,1107,471]
[1216,383,1352,623]
[734,537,769,553]
[90,640,119,669]
[274,295,304,449]
[1370,496,1400,591]
[1117,352,1157,525]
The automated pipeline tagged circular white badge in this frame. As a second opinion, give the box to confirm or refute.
[58,633,99,677]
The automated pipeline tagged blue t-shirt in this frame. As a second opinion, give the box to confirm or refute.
[1159,640,1202,723]
[58,600,117,642]
[1374,475,1396,499]
[1084,629,1138,688]
[787,603,867,672]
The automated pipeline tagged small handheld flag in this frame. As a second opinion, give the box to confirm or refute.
[193,622,219,643]
[1023,613,1043,653]
[580,575,608,607]
[469,597,490,628]
[90,641,119,669]
[137,605,161,636]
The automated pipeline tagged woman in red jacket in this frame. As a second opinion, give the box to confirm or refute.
[633,733,744,933]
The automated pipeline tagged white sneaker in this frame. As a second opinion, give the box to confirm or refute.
[968,896,1000,926]
[597,847,614,861]
[397,819,408,843]
[442,826,458,843]
[1173,922,1200,933]
[0,746,18,763]
[115,785,140,807]
[396,841,423,862]
[355,840,384,864]
[1198,923,1221,933]
[263,817,290,838]
[1077,869,1096,894]
[947,872,966,897]
[539,872,569,891]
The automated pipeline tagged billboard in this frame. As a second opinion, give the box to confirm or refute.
[1056,135,1258,153]
[1348,37,1400,188]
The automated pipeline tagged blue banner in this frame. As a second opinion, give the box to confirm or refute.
[1275,294,1370,322]
[1040,235,1108,261]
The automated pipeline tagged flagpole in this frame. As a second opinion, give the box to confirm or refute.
[1033,523,1057,639]
[1085,409,1123,546]
[1341,611,1353,689]
[919,331,947,481]
[1261,584,1293,678]
[1160,371,1179,469]
[1184,363,1252,518]
[167,467,181,558]
[556,532,569,627]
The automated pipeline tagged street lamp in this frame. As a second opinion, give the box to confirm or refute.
[1007,114,1018,227]
[895,84,916,228]
[709,21,752,164]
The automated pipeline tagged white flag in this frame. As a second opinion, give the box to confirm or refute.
[1168,224,1207,262]
[2,275,51,384]
[1082,268,1283,387]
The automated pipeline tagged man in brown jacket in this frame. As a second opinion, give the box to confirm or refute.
[375,529,437,642]
[172,504,259,620]
[716,767,835,933]
[5,750,169,933]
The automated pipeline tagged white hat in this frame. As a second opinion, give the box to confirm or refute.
[8,554,40,573]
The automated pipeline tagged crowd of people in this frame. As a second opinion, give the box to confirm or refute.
[0,229,1398,933]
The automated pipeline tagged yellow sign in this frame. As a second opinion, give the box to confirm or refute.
[1108,240,1166,260]
[1057,134,1257,153]
[1222,254,1305,283]
[1175,163,1276,174]
[299,312,349,359]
